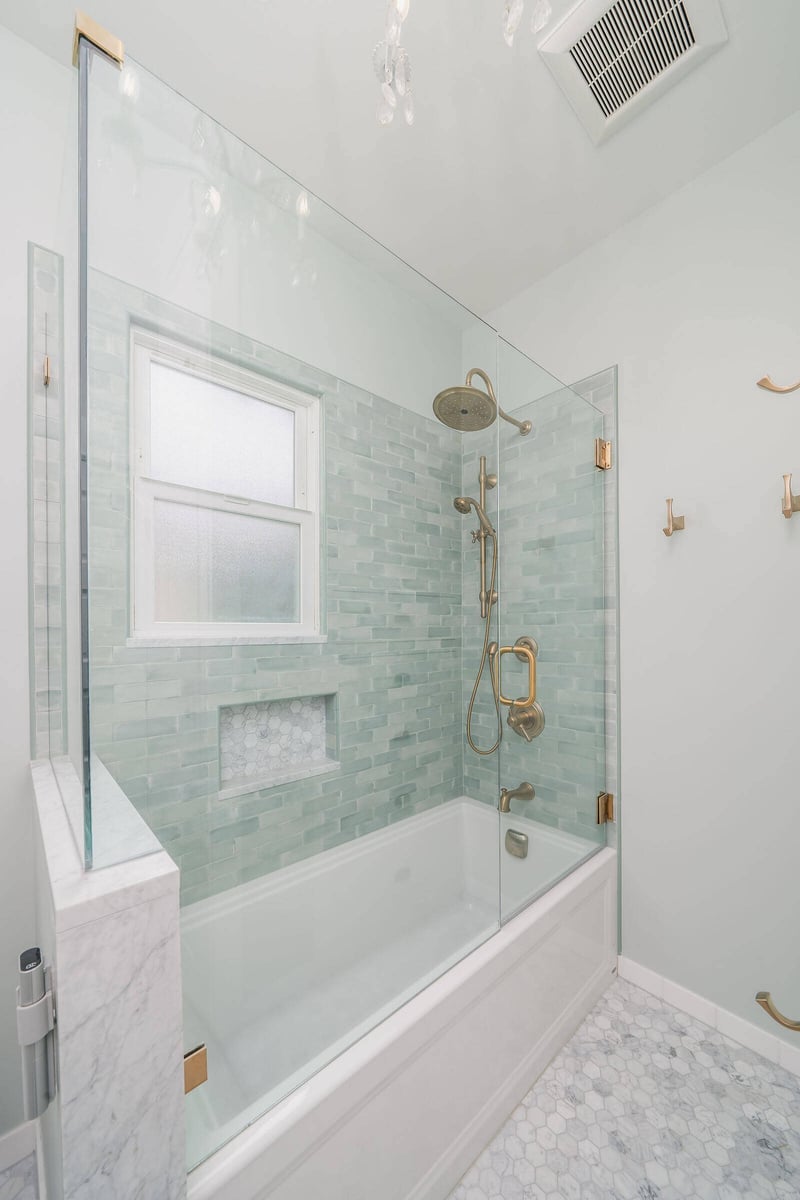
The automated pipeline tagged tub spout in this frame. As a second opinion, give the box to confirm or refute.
[498,781,535,813]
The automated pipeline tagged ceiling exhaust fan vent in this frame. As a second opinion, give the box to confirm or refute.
[538,0,728,143]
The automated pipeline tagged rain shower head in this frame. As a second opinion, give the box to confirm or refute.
[433,367,532,436]
[433,384,496,432]
[454,495,494,536]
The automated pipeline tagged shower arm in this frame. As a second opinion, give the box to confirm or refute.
[466,368,532,436]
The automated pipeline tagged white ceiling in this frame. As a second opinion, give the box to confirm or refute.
[2,0,799,314]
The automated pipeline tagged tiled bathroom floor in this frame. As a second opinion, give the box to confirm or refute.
[0,1154,37,1200]
[448,978,800,1200]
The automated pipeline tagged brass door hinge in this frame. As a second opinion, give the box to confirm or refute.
[184,1044,208,1094]
[596,792,615,824]
[595,439,612,471]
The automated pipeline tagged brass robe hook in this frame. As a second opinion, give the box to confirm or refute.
[662,498,685,538]
[782,474,800,519]
[756,991,800,1032]
[757,375,800,394]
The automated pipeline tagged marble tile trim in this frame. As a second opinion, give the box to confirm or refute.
[619,956,800,1080]
[449,976,800,1200]
[0,1153,38,1200]
[31,759,175,933]
[31,757,186,1200]
[0,1124,36,1176]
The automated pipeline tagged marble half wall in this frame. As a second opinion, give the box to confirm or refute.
[31,760,185,1200]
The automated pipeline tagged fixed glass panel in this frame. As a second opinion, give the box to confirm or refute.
[82,44,502,1171]
[496,341,608,923]
[149,362,296,506]
[152,498,301,623]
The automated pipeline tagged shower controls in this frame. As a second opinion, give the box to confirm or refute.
[507,701,545,742]
[499,781,535,813]
[505,830,529,859]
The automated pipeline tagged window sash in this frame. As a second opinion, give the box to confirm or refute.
[133,478,317,638]
[130,328,320,639]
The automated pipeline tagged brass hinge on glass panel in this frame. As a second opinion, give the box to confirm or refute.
[597,792,615,824]
[43,356,51,389]
[595,439,612,471]
[72,11,125,67]
[184,1044,208,1094]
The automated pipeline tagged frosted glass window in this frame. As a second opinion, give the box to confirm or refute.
[149,362,295,506]
[153,499,300,624]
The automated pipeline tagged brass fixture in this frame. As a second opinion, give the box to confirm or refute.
[505,829,529,859]
[433,368,532,436]
[456,462,501,756]
[597,792,615,824]
[595,438,612,471]
[757,375,800,395]
[755,992,800,1032]
[507,701,545,742]
[489,638,536,707]
[782,474,800,519]
[72,11,124,67]
[184,1044,208,1094]
[499,781,535,813]
[662,498,685,537]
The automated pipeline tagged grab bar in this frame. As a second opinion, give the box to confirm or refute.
[490,640,536,708]
[755,991,800,1032]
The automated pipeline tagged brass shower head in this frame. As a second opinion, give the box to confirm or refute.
[432,367,531,436]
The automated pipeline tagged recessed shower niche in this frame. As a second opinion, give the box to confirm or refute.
[218,694,339,799]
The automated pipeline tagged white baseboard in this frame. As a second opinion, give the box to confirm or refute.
[618,956,800,1080]
[0,1119,36,1173]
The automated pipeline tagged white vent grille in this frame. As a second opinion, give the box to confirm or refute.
[538,0,728,143]
[570,1,696,120]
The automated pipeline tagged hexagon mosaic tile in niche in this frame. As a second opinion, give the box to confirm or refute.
[219,695,333,790]
[448,978,800,1200]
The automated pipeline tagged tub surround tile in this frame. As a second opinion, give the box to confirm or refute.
[448,977,800,1200]
[32,759,185,1200]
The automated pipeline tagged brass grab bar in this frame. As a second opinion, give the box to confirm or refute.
[489,641,536,708]
[756,991,800,1032]
[757,375,800,394]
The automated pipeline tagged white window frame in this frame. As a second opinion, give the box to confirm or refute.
[130,327,320,640]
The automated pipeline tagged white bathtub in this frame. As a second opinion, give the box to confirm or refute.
[184,797,617,1200]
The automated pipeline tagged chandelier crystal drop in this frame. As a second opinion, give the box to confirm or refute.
[502,0,552,46]
[373,1,413,129]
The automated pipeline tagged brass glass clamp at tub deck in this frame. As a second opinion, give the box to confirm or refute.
[755,991,800,1032]
[782,474,800,519]
[662,498,685,537]
[499,781,535,813]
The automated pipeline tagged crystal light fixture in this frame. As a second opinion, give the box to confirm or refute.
[373,0,414,127]
[503,0,552,47]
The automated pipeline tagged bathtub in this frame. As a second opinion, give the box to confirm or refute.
[185,797,617,1200]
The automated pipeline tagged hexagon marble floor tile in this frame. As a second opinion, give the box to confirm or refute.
[447,978,800,1200]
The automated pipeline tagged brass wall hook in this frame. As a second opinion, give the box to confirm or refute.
[757,375,800,394]
[756,991,800,1032]
[662,498,685,538]
[782,474,800,519]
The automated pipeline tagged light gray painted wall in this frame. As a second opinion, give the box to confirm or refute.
[0,26,75,1136]
[490,108,800,1045]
